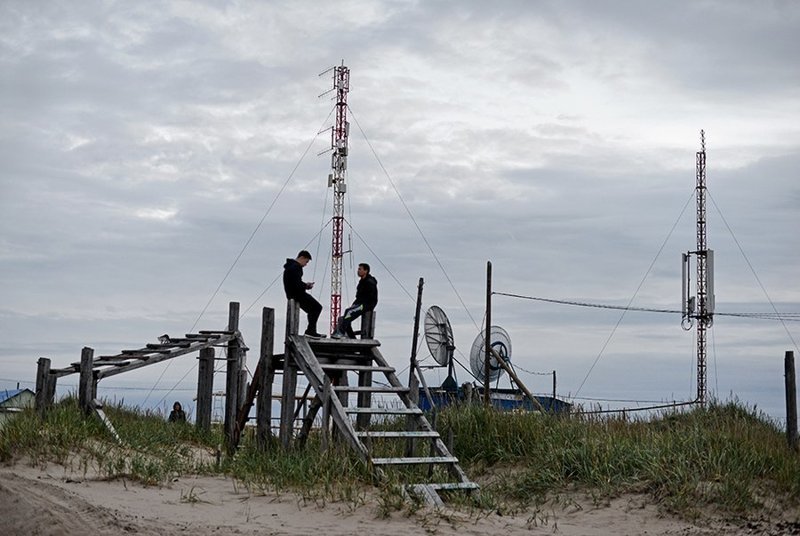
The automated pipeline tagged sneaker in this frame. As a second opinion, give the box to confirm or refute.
[304,331,327,339]
[331,331,344,339]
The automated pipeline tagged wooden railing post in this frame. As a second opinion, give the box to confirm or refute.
[78,347,94,415]
[280,300,299,448]
[224,301,241,452]
[257,307,275,450]
[35,357,52,416]
[196,347,214,432]
[786,350,798,451]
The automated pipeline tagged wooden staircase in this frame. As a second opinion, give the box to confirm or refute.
[287,334,478,506]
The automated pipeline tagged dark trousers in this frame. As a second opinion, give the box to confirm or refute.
[296,293,323,334]
[336,304,365,338]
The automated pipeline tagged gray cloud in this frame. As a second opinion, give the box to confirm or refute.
[1,0,797,419]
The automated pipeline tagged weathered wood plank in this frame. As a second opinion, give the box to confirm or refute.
[345,407,422,415]
[256,307,275,451]
[371,456,458,465]
[333,386,409,393]
[320,364,394,373]
[427,482,480,491]
[356,431,439,438]
[97,335,235,380]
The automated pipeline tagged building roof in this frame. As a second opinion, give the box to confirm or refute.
[0,388,34,405]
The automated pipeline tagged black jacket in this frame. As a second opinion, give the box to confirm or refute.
[354,274,378,311]
[283,258,307,299]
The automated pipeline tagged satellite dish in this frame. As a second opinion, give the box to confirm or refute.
[424,305,458,390]
[424,306,454,367]
[469,326,512,383]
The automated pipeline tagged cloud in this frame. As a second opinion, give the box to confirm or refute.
[1,0,798,419]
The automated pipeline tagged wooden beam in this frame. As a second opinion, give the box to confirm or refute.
[289,335,370,460]
[35,357,51,416]
[256,307,275,450]
[224,301,241,453]
[196,347,214,433]
[97,336,235,379]
[280,300,299,448]
[78,347,94,415]
[490,346,547,414]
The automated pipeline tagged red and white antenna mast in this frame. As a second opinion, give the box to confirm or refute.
[327,62,350,334]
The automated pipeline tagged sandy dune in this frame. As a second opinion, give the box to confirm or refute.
[0,462,789,535]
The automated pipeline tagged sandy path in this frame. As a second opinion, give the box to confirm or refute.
[0,462,771,535]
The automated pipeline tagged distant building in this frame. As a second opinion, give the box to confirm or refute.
[0,388,35,429]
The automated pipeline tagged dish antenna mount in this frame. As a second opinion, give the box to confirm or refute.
[469,326,512,383]
[424,305,457,389]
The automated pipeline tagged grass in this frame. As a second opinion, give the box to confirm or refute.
[1,396,798,520]
[438,400,800,517]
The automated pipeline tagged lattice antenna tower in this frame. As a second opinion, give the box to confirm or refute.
[681,130,715,405]
[327,62,350,334]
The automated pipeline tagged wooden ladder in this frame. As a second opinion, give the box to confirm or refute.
[288,334,478,507]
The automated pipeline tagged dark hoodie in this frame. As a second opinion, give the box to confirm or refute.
[355,274,378,311]
[283,258,307,300]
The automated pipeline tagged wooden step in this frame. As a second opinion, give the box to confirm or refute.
[317,356,373,365]
[146,342,191,349]
[356,431,439,438]
[121,349,170,355]
[185,333,221,339]
[306,338,381,349]
[333,386,409,393]
[345,407,422,415]
[321,364,394,373]
[427,482,480,491]
[372,456,458,466]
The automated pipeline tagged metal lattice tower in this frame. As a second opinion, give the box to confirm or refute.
[328,64,350,334]
[695,130,711,405]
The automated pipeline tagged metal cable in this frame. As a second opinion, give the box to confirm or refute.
[348,105,479,329]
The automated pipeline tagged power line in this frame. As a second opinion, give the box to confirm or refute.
[143,107,335,407]
[572,189,696,398]
[493,291,800,321]
[348,105,479,330]
[708,191,800,352]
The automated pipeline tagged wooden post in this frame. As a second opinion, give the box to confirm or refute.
[361,310,375,339]
[408,278,424,390]
[78,347,94,415]
[196,347,214,432]
[406,372,419,457]
[406,278,424,456]
[484,261,492,407]
[786,350,798,451]
[553,370,557,402]
[356,310,375,430]
[238,371,248,412]
[257,307,275,450]
[491,346,546,413]
[224,301,241,451]
[321,375,332,451]
[280,299,299,448]
[45,372,57,409]
[35,357,51,416]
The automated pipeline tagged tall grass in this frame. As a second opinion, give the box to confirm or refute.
[439,400,800,516]
[1,397,798,518]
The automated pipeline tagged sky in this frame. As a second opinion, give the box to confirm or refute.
[1,0,798,422]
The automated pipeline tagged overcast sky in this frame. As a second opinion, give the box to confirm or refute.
[1,0,798,421]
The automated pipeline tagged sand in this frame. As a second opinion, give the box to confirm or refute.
[0,462,792,536]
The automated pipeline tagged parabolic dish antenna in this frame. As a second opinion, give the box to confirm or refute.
[469,326,512,383]
[424,305,454,367]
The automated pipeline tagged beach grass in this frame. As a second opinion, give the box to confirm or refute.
[1,396,798,518]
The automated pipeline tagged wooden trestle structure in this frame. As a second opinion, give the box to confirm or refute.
[34,300,477,506]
